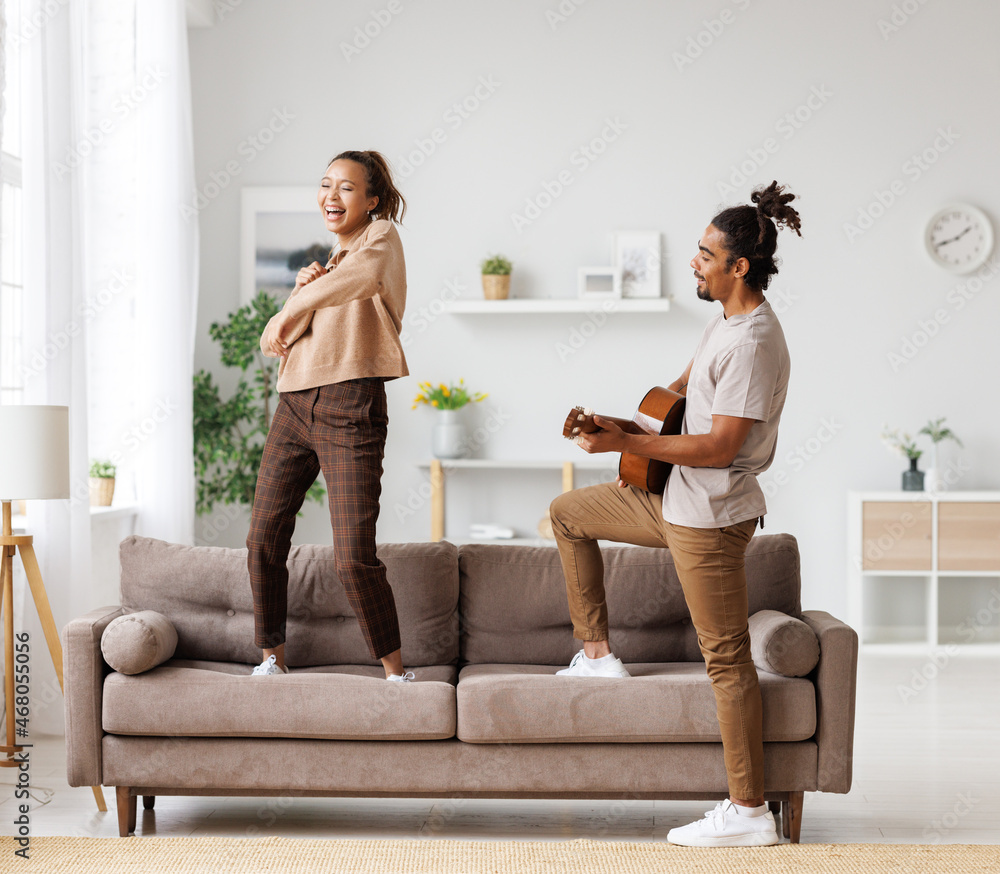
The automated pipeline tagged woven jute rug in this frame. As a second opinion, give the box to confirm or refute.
[2,837,998,873]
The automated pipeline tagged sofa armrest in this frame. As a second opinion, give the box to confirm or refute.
[62,605,123,787]
[801,610,859,794]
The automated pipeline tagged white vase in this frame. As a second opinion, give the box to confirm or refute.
[924,445,947,493]
[432,409,467,459]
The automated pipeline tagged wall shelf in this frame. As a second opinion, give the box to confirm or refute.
[847,491,1000,649]
[417,458,617,542]
[443,298,671,315]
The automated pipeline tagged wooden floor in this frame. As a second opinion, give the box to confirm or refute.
[1,652,998,842]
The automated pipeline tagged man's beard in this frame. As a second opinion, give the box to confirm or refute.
[696,286,712,301]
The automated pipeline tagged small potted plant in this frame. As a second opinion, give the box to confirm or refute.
[89,459,117,507]
[481,254,512,301]
[880,426,923,491]
[919,417,963,492]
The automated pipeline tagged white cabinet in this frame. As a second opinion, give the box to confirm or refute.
[848,492,1000,649]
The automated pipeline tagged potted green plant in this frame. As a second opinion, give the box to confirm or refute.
[919,417,963,492]
[880,426,923,491]
[480,254,512,301]
[89,459,117,507]
[193,291,326,518]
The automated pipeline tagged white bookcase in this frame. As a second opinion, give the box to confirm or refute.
[848,491,1000,650]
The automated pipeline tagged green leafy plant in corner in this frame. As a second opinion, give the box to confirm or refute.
[89,459,116,479]
[193,290,326,515]
[480,254,512,275]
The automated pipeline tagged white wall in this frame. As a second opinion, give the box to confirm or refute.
[188,0,1000,620]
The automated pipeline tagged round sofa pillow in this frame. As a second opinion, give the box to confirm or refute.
[101,610,178,675]
[748,609,820,678]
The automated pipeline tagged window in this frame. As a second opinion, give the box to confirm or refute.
[1,0,24,405]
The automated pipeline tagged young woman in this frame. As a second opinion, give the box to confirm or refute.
[247,150,411,681]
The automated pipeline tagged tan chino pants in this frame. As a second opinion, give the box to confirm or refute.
[549,481,763,800]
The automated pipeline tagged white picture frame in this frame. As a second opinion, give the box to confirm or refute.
[577,266,621,300]
[614,230,662,299]
[240,187,334,307]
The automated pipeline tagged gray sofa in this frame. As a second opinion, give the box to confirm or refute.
[62,533,858,841]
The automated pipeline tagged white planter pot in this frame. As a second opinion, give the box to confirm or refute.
[432,409,468,459]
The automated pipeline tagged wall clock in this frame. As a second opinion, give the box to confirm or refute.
[924,203,994,274]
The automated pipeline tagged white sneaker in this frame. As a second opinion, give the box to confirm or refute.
[667,800,779,847]
[387,671,415,683]
[251,655,287,676]
[556,649,630,678]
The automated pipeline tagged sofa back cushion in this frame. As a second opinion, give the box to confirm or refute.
[118,538,459,667]
[458,533,802,665]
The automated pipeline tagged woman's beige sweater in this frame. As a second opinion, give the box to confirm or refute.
[261,219,409,393]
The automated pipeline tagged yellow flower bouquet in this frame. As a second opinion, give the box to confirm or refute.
[412,380,487,411]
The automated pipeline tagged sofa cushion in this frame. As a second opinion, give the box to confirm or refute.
[100,610,178,675]
[456,663,815,743]
[103,660,457,740]
[458,534,802,665]
[749,610,821,677]
[118,538,459,668]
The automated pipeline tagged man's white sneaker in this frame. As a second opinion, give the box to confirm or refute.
[556,649,630,678]
[251,655,287,676]
[387,671,415,683]
[667,800,779,847]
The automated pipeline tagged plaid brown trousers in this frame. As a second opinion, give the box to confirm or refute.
[247,378,401,659]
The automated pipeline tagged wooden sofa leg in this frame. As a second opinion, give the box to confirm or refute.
[143,795,156,810]
[782,791,803,843]
[116,787,137,836]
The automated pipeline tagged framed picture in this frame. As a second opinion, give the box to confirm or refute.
[240,188,334,306]
[614,231,662,299]
[578,266,621,300]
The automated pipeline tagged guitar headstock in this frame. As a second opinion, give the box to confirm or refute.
[562,405,599,442]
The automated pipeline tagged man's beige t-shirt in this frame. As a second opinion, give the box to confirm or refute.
[662,299,789,528]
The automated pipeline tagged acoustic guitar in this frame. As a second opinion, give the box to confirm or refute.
[562,386,686,494]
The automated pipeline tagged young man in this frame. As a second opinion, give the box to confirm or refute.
[550,182,801,847]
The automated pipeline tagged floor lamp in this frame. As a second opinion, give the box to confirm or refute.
[0,405,106,811]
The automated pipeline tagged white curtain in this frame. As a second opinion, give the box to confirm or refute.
[20,0,199,731]
[21,0,92,735]
[132,0,198,545]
